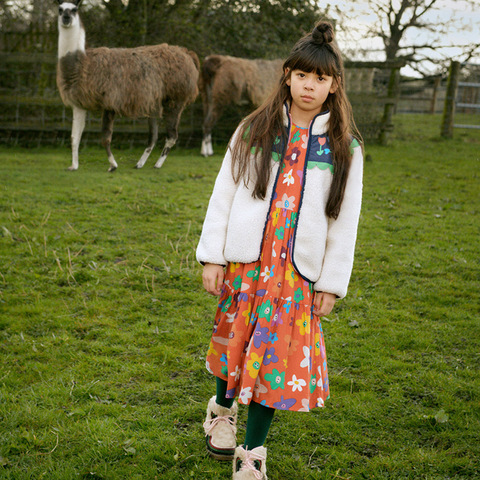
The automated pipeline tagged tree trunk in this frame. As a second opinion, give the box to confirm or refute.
[441,61,461,138]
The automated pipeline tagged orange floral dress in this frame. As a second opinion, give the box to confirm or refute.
[206,124,330,412]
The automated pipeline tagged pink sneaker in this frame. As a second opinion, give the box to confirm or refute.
[203,396,238,460]
[233,445,268,479]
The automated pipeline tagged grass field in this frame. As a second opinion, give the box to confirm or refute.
[0,114,479,479]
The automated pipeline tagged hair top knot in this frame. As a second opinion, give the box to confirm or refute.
[312,21,334,46]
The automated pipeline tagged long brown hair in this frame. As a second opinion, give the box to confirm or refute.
[230,21,361,219]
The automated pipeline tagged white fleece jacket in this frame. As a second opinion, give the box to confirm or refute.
[196,107,363,299]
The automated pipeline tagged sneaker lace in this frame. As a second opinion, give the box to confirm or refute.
[239,448,265,480]
[203,414,237,436]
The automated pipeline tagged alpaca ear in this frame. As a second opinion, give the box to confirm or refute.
[74,0,83,6]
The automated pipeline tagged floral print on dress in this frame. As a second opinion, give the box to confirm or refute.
[283,169,295,186]
[206,125,330,412]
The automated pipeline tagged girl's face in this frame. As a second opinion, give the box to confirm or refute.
[286,69,337,126]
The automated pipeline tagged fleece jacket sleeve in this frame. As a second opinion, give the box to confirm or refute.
[196,130,241,266]
[314,145,364,298]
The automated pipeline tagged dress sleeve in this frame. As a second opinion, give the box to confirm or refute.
[313,143,363,298]
[196,128,242,266]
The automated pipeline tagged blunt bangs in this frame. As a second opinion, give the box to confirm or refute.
[284,43,339,78]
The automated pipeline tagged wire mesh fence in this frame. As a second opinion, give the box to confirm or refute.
[3,52,466,149]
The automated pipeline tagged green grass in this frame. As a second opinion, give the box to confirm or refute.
[0,115,479,479]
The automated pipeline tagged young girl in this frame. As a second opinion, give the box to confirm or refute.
[197,21,363,479]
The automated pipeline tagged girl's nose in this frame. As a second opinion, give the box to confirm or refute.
[304,77,314,90]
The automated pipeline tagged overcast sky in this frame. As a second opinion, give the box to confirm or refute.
[325,0,480,76]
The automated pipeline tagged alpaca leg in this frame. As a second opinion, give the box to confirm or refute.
[136,117,158,169]
[154,137,177,169]
[101,110,118,172]
[69,106,86,171]
[200,133,213,158]
[154,104,183,169]
[200,101,213,157]
[201,103,222,157]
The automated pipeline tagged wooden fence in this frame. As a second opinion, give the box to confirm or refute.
[0,52,404,147]
[397,77,445,114]
[0,30,57,55]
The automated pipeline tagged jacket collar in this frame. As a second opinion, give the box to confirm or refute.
[282,102,330,136]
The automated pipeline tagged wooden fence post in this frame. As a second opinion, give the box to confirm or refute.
[379,67,400,145]
[441,61,461,138]
[430,76,441,114]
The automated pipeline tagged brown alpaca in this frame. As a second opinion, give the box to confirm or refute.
[56,0,199,171]
[200,55,283,156]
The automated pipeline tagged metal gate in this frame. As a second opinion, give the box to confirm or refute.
[455,63,480,130]
[441,61,480,137]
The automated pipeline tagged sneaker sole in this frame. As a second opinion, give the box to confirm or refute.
[205,435,235,461]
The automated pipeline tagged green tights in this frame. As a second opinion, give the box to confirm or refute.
[216,377,275,450]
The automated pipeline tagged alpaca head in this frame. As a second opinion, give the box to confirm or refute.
[57,0,83,28]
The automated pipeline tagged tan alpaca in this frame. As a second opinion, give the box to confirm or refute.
[56,0,199,171]
[200,55,283,157]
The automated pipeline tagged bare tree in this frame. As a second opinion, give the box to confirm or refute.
[331,0,480,74]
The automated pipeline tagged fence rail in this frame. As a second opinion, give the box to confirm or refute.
[456,103,480,109]
[453,124,480,129]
